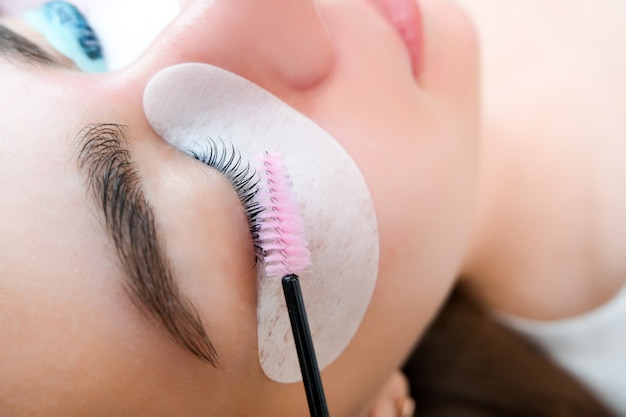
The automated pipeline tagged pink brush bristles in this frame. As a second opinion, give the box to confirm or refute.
[256,152,311,278]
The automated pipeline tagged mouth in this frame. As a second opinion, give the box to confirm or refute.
[368,0,423,76]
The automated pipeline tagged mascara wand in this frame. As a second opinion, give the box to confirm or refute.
[257,152,330,417]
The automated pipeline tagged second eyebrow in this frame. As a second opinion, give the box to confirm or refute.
[0,23,64,67]
[75,124,219,366]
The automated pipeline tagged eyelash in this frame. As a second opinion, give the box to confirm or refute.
[186,138,264,261]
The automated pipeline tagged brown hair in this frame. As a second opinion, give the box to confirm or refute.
[403,285,614,416]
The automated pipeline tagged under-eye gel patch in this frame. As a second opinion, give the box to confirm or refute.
[143,63,379,383]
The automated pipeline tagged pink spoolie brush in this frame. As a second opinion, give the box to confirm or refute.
[257,152,311,278]
[256,152,329,417]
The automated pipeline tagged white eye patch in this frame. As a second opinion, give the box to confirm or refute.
[143,63,379,383]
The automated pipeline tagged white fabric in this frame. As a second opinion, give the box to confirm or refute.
[498,286,626,416]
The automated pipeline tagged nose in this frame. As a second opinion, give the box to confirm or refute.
[126,0,334,91]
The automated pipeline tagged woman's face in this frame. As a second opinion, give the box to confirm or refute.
[0,0,478,415]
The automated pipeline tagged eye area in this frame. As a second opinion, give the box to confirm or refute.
[186,137,264,263]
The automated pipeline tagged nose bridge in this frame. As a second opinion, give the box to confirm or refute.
[137,0,334,90]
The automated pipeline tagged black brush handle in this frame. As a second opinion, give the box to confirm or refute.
[282,274,330,417]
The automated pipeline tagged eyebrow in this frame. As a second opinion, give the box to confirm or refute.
[0,23,63,67]
[75,124,219,366]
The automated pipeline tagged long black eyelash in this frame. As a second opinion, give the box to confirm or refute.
[186,137,264,262]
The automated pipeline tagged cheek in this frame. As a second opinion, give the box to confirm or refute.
[295,32,478,405]
[305,104,473,417]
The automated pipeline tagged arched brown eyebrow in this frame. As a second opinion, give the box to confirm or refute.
[0,23,63,67]
[74,124,219,366]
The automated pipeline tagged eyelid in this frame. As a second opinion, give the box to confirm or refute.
[186,137,264,261]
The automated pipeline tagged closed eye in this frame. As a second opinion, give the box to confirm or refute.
[186,137,264,263]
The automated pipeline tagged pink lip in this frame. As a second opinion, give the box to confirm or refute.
[370,0,423,77]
